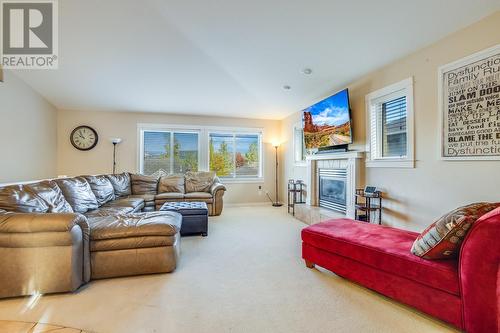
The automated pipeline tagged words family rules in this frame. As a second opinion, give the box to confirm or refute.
[444,52,500,157]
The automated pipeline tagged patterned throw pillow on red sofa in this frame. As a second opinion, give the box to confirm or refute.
[411,202,499,259]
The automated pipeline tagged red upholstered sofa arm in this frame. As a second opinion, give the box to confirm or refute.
[459,207,500,333]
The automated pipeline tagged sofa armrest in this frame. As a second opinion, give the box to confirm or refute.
[459,208,500,333]
[0,211,88,234]
[210,182,226,196]
[0,211,91,286]
[210,182,226,216]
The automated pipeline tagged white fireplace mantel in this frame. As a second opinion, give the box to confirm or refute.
[305,151,364,219]
[305,151,365,161]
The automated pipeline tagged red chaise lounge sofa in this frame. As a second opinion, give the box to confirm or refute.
[301,207,500,333]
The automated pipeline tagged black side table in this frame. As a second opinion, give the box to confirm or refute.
[354,189,382,224]
[288,180,305,216]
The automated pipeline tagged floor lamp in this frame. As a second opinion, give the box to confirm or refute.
[272,143,283,207]
[111,138,122,174]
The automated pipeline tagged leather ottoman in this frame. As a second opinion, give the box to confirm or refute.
[87,211,182,279]
[160,202,208,236]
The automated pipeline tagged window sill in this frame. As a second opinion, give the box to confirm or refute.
[366,159,414,168]
[220,178,265,184]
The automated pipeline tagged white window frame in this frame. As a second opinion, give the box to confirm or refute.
[137,124,264,183]
[365,77,415,168]
[137,124,202,175]
[208,128,264,183]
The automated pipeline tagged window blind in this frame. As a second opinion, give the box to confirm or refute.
[381,96,407,157]
[143,130,200,175]
[143,131,171,175]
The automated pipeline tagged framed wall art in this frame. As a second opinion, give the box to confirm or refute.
[438,44,500,160]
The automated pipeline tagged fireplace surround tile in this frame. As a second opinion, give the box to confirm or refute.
[305,151,364,219]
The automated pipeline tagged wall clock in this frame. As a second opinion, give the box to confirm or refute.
[70,126,98,151]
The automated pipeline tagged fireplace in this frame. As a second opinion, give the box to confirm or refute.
[305,151,363,219]
[318,168,347,213]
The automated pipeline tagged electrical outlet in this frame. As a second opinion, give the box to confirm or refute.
[258,186,262,189]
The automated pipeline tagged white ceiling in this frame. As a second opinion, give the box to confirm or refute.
[11,0,500,119]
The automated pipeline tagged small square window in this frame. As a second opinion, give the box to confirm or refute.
[366,78,414,168]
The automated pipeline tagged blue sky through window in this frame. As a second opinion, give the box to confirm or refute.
[210,134,258,154]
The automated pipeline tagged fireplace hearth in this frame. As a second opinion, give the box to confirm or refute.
[318,168,347,213]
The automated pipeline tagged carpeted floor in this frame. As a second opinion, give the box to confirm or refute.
[0,206,458,333]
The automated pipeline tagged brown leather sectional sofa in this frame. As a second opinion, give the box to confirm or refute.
[0,171,226,299]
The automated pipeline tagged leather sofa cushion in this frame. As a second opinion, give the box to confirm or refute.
[0,185,48,213]
[84,175,115,206]
[103,197,145,211]
[131,174,159,195]
[158,174,185,193]
[184,197,213,204]
[90,235,177,252]
[26,181,73,213]
[106,173,131,197]
[155,193,185,200]
[85,206,135,217]
[302,219,460,295]
[185,171,215,193]
[87,211,182,240]
[129,194,155,202]
[184,192,212,199]
[55,177,99,214]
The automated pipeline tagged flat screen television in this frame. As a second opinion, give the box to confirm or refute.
[302,88,352,151]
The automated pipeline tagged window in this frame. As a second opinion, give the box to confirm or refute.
[138,124,263,181]
[293,124,306,165]
[366,77,414,168]
[382,96,407,157]
[141,129,199,175]
[209,132,262,179]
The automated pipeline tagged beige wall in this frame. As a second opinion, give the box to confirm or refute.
[57,109,282,204]
[282,12,500,232]
[0,70,58,183]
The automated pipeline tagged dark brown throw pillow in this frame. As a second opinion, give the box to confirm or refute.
[130,174,159,195]
[55,177,99,214]
[185,171,216,193]
[106,173,131,198]
[411,202,499,259]
[158,174,185,193]
[84,175,115,206]
[0,184,48,213]
[26,180,73,213]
